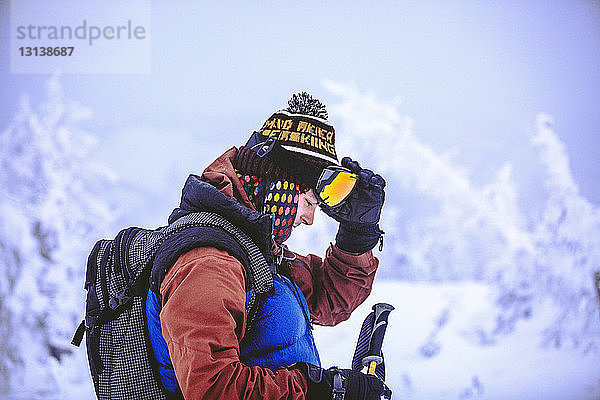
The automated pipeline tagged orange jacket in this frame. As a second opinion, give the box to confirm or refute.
[159,148,379,399]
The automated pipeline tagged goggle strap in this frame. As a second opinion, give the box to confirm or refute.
[256,137,277,158]
[245,136,324,188]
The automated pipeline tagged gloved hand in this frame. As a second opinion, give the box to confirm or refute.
[321,157,386,253]
[293,363,392,400]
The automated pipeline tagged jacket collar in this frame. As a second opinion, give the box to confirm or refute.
[168,148,274,260]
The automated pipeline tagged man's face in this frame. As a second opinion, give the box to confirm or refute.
[293,189,319,228]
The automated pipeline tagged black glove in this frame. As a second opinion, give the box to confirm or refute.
[293,363,392,400]
[321,157,386,253]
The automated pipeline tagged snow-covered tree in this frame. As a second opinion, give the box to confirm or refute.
[0,75,116,397]
[528,114,600,349]
[313,83,600,350]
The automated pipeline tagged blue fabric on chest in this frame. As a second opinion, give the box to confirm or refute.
[239,274,321,369]
[146,273,321,394]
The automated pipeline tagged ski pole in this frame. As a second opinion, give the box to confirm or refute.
[352,303,395,379]
[366,303,394,375]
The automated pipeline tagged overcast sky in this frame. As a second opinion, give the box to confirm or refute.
[1,1,599,206]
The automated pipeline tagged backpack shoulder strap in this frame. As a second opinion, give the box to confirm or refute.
[72,211,274,347]
[153,212,275,329]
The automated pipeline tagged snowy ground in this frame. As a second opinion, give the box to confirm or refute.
[314,280,600,400]
[51,280,600,400]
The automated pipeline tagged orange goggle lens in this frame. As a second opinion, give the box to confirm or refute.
[316,167,358,207]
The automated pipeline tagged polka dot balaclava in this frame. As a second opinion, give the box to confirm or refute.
[238,173,300,244]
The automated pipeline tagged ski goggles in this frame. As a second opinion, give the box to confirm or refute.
[315,166,358,207]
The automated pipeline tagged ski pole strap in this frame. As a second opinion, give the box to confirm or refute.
[331,367,346,400]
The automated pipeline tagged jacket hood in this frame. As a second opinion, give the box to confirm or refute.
[169,174,273,260]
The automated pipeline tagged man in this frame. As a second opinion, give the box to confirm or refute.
[146,92,390,399]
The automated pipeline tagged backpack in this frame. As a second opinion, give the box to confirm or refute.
[71,211,274,400]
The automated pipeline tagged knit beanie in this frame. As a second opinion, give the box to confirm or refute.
[239,92,338,189]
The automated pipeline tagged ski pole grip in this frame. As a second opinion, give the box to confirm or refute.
[362,303,394,372]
